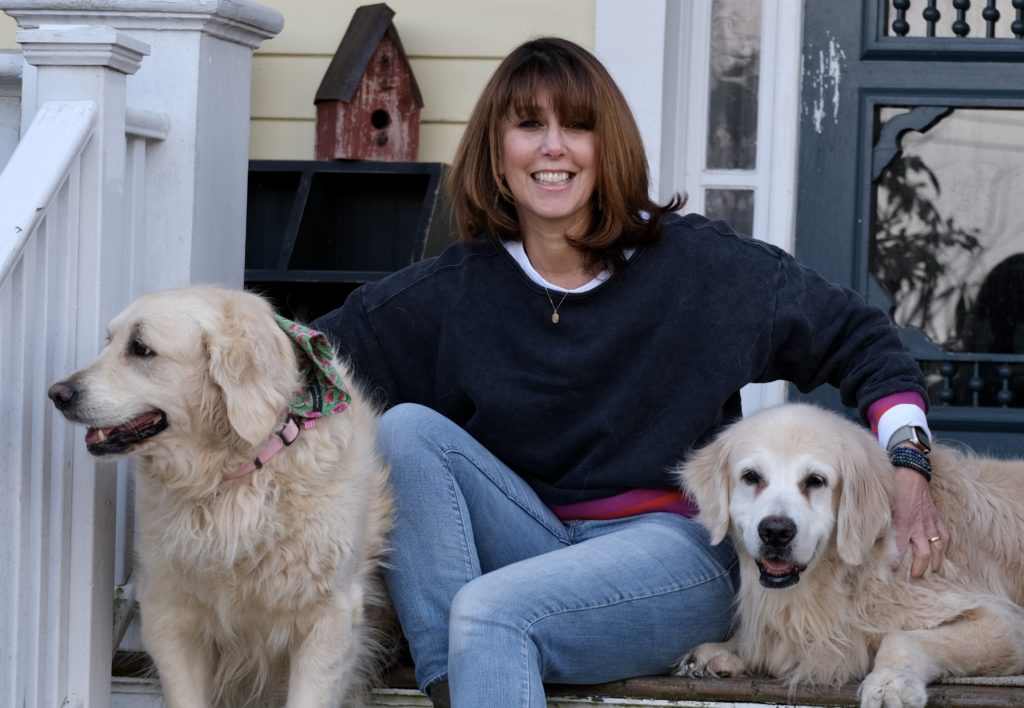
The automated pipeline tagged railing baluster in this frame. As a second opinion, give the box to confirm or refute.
[1014,0,1024,37]
[997,365,1014,406]
[969,361,984,407]
[924,0,941,37]
[953,0,972,36]
[893,0,911,36]
[939,362,956,405]
[983,0,1000,37]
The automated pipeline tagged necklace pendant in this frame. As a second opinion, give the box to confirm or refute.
[551,312,560,324]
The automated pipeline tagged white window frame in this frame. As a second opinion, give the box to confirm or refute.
[597,0,804,413]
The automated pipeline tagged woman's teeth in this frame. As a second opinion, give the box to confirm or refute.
[533,171,572,184]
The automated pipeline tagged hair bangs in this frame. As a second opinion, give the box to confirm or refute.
[496,57,597,130]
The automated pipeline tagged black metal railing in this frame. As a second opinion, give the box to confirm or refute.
[916,352,1024,407]
[888,0,1024,39]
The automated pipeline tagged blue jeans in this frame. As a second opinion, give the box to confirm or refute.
[378,404,738,708]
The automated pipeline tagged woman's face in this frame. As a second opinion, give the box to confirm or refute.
[499,92,596,242]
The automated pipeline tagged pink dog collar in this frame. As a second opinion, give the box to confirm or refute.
[224,416,310,481]
[223,319,346,482]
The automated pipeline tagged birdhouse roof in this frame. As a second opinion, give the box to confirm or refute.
[314,3,424,107]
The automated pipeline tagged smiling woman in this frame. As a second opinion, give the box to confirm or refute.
[312,35,938,708]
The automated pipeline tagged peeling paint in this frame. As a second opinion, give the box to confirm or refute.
[807,32,846,134]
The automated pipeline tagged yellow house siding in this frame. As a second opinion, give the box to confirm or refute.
[252,0,596,162]
[0,1,596,162]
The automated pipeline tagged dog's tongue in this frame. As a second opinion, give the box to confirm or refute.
[762,558,795,575]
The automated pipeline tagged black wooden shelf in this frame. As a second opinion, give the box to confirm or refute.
[244,159,452,322]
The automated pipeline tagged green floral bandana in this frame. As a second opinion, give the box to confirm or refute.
[275,315,351,421]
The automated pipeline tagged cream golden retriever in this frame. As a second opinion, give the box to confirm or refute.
[674,403,1024,708]
[48,285,392,708]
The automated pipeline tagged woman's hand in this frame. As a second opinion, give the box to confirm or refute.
[891,458,948,578]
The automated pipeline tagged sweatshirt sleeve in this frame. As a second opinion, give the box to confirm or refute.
[759,250,928,422]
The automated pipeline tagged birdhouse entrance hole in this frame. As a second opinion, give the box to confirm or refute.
[371,109,391,129]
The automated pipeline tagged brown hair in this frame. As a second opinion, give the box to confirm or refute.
[447,36,684,273]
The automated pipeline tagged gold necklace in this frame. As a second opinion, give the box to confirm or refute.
[545,288,570,323]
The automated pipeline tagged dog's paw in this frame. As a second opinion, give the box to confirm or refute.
[859,668,927,708]
[674,642,747,679]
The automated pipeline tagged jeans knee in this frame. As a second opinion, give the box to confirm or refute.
[450,576,520,637]
[379,402,430,446]
[378,403,446,469]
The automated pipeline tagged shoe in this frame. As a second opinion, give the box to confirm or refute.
[427,680,450,708]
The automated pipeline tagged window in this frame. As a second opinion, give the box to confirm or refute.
[663,0,803,412]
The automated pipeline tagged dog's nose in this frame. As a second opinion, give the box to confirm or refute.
[758,515,796,547]
[48,381,79,411]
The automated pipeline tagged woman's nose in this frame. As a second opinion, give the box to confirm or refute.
[541,126,566,155]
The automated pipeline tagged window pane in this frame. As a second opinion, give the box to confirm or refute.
[872,108,1024,355]
[706,0,761,169]
[705,188,754,235]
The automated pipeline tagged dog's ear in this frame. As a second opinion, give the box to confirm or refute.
[204,295,298,446]
[835,434,894,565]
[676,436,732,544]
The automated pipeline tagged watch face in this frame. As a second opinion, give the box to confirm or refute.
[910,426,930,451]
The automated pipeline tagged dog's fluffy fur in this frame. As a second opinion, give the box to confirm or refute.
[674,403,1024,708]
[49,285,393,707]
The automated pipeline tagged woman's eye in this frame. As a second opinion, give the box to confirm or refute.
[518,119,542,129]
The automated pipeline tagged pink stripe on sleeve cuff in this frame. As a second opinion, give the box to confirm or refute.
[867,391,927,434]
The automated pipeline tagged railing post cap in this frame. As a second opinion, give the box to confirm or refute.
[4,0,284,49]
[17,24,150,74]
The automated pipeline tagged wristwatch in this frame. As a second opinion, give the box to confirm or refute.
[886,425,931,453]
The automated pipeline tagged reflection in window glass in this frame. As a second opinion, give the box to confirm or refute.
[872,108,1024,355]
[705,189,754,236]
[706,0,761,169]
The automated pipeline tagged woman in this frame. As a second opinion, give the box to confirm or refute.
[315,37,945,707]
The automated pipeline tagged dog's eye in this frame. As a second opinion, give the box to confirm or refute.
[740,469,762,486]
[128,338,155,358]
[803,473,827,490]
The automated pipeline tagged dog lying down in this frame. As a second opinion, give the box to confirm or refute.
[674,403,1024,708]
[48,285,393,708]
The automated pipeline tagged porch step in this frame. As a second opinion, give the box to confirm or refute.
[111,671,1024,708]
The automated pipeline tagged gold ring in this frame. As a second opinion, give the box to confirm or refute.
[928,536,941,543]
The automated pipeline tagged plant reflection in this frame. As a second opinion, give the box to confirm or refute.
[872,154,983,351]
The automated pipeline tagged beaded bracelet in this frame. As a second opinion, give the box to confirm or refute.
[889,446,932,482]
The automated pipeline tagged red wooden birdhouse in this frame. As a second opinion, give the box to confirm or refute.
[314,3,423,161]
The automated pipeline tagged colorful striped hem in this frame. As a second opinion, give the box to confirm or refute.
[549,488,699,521]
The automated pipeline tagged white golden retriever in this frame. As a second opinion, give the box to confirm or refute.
[674,403,1024,708]
[48,285,393,708]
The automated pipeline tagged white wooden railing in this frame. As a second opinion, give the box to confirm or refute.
[0,3,282,707]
